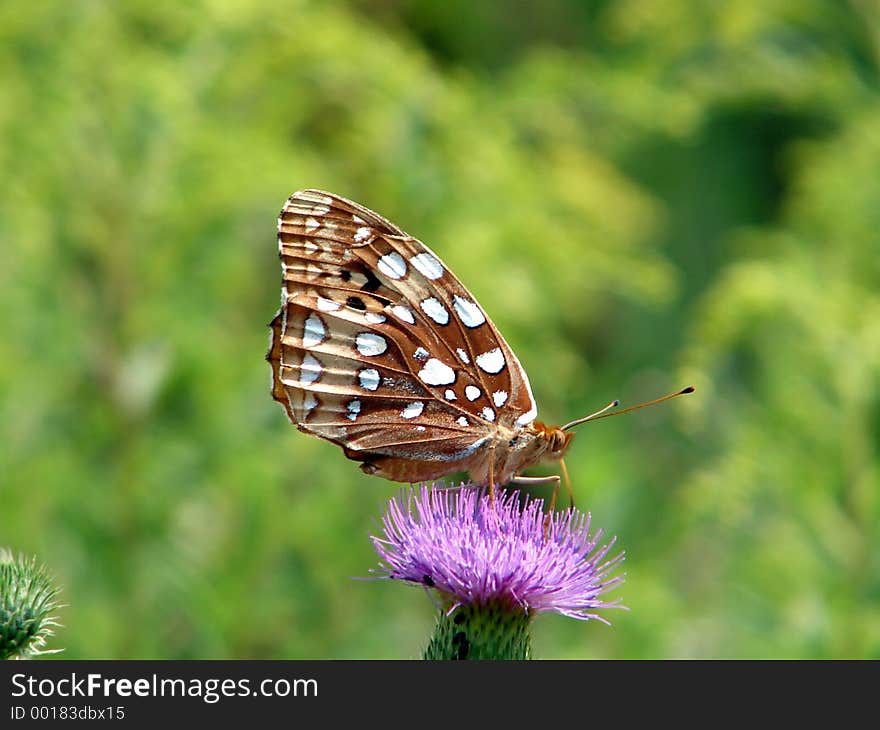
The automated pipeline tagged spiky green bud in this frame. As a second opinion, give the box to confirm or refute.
[0,550,63,660]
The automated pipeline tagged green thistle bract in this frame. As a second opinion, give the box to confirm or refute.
[0,550,63,660]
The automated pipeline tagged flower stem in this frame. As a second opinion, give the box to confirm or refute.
[423,602,532,660]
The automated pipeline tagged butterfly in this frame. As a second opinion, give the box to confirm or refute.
[267,190,692,500]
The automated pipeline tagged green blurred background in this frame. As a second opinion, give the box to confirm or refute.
[2,0,878,659]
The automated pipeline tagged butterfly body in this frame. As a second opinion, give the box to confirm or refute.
[349,420,572,486]
[267,189,571,487]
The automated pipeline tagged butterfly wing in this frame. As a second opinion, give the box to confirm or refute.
[267,189,538,481]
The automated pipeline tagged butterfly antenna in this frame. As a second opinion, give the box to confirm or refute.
[561,386,694,431]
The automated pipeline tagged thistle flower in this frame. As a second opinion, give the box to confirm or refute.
[370,484,625,659]
[0,550,64,660]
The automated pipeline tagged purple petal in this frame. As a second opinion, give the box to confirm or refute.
[370,484,626,621]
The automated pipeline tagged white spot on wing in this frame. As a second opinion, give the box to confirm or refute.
[465,385,481,401]
[365,312,387,324]
[444,389,456,401]
[420,297,449,325]
[304,240,319,254]
[413,347,429,361]
[458,436,489,458]
[316,297,341,312]
[354,226,372,242]
[456,348,470,364]
[515,407,538,427]
[300,354,322,384]
[302,314,326,347]
[303,391,318,414]
[476,347,505,374]
[457,416,469,427]
[481,407,496,422]
[493,390,508,407]
[305,217,320,232]
[347,399,362,421]
[453,295,486,328]
[358,368,380,391]
[401,401,425,419]
[297,191,333,205]
[418,358,456,386]
[411,252,444,280]
[356,332,388,356]
[377,252,407,280]
[392,305,416,324]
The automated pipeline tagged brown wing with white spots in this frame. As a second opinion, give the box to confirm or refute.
[267,189,538,479]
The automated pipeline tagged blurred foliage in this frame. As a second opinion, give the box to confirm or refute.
[1,0,877,658]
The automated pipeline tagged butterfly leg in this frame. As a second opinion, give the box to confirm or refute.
[510,474,562,490]
[559,458,574,510]
[488,443,497,508]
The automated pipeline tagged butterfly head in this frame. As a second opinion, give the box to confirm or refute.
[532,421,574,459]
